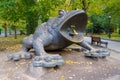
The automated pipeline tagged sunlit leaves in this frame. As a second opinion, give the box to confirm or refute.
[0,0,120,34]
[60,75,65,80]
[104,0,120,22]
[0,0,20,22]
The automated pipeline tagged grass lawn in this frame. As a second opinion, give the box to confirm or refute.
[0,35,26,51]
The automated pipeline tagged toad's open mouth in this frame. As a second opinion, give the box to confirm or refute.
[59,10,88,42]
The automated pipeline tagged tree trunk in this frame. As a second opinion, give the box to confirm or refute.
[118,23,120,34]
[14,26,17,39]
[2,24,7,37]
[9,27,12,35]
[5,27,7,37]
[26,13,39,35]
[0,29,1,35]
[80,0,90,12]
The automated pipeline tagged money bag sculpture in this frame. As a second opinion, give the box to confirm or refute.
[8,10,110,67]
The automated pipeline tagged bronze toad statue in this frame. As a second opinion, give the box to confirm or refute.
[8,10,110,67]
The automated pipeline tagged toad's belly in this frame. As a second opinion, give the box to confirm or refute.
[44,39,73,51]
[44,44,69,50]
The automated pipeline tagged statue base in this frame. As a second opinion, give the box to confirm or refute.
[26,64,49,78]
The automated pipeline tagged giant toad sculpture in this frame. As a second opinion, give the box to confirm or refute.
[8,10,110,67]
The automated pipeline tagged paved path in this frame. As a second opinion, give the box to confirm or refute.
[0,50,120,80]
[84,37,120,53]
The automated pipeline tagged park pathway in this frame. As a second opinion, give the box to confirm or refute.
[84,37,120,53]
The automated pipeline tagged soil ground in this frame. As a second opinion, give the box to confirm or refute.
[0,46,120,80]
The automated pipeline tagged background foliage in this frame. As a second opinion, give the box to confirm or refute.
[0,0,120,35]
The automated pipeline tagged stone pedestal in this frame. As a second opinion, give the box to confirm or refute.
[26,64,49,78]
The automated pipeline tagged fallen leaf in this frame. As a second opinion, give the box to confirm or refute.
[65,60,80,64]
[60,75,65,80]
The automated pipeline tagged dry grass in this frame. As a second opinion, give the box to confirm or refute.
[0,35,26,52]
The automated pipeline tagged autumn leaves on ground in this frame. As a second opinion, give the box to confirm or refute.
[0,35,120,80]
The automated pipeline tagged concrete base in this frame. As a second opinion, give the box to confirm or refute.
[26,64,49,78]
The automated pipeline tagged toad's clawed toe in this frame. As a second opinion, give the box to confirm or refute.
[32,54,65,67]
[7,54,21,61]
[24,53,34,59]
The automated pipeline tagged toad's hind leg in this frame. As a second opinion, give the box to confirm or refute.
[21,35,33,52]
[8,35,34,61]
[32,31,54,56]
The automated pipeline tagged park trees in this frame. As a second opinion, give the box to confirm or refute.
[63,0,92,11]
[0,0,120,36]
[0,0,20,38]
[85,0,120,34]
[16,0,66,35]
[103,0,120,34]
[0,0,66,35]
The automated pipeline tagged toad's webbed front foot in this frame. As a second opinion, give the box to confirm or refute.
[84,49,110,58]
[32,54,65,67]
[7,51,34,61]
[77,41,110,59]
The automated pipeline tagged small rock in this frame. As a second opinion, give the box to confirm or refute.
[68,77,73,79]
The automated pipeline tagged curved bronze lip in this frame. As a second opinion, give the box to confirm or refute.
[59,10,88,43]
[58,10,87,29]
